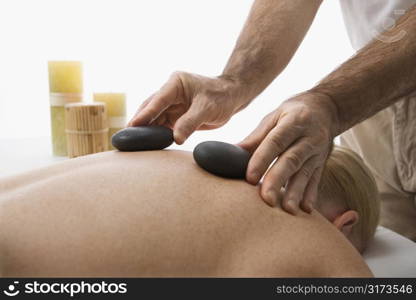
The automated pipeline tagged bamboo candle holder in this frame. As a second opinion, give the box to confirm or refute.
[65,103,108,158]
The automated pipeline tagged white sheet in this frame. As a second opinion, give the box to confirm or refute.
[364,226,416,277]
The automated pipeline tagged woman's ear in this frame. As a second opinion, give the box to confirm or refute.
[332,210,359,236]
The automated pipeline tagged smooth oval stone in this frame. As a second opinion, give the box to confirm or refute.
[193,141,251,179]
[112,126,174,151]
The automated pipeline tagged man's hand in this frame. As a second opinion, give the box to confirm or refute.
[128,72,248,144]
[129,0,324,145]
[238,92,339,214]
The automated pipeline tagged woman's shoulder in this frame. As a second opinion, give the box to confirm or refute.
[219,209,373,277]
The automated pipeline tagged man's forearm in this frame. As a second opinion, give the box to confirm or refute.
[310,4,416,135]
[221,0,323,109]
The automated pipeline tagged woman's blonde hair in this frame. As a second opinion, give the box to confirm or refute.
[318,145,380,252]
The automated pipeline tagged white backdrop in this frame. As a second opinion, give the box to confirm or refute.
[0,0,353,151]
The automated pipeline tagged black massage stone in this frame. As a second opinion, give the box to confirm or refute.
[193,141,251,179]
[112,126,174,151]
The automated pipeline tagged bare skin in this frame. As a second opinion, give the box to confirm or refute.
[129,0,416,215]
[128,0,324,212]
[0,151,371,277]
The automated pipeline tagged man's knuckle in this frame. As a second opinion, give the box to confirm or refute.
[317,128,330,140]
[269,134,286,151]
[171,70,186,79]
[300,167,312,178]
[285,153,302,169]
[297,110,312,123]
[301,141,315,153]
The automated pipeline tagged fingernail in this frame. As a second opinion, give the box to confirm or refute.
[307,201,314,212]
[302,203,312,213]
[248,171,260,184]
[173,132,184,145]
[237,142,246,149]
[266,189,277,205]
[287,198,298,214]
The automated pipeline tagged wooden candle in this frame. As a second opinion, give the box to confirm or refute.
[48,61,83,156]
[93,93,126,150]
[64,103,108,158]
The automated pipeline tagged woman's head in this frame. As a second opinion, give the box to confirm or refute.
[316,145,380,253]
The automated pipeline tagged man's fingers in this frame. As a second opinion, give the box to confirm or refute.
[129,75,182,126]
[198,124,222,130]
[245,120,301,184]
[300,166,323,213]
[281,156,318,214]
[127,96,153,127]
[130,91,172,126]
[259,139,315,206]
[150,113,169,127]
[173,97,209,144]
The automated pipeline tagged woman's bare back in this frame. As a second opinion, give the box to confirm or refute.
[0,150,372,277]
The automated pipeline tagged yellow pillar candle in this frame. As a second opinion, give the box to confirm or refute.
[48,61,83,156]
[93,93,126,150]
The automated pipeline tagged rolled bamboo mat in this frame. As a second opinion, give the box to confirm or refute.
[65,102,108,158]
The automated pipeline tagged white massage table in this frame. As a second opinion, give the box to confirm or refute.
[1,137,416,277]
[364,227,416,277]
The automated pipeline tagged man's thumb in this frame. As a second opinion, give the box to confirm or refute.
[237,117,274,153]
[173,104,207,144]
